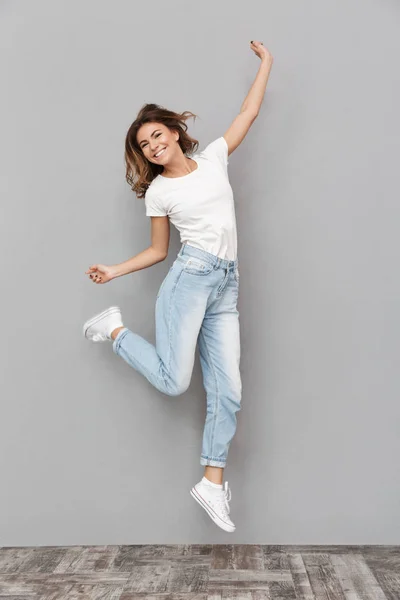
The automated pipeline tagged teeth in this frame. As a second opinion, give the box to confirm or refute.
[154,148,166,158]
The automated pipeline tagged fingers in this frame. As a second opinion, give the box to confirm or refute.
[85,264,108,283]
[85,266,103,283]
[250,40,265,58]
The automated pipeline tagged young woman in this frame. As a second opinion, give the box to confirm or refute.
[83,41,273,533]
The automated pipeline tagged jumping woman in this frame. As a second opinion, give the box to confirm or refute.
[83,40,273,532]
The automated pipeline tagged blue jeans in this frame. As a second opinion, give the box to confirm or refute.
[112,243,242,468]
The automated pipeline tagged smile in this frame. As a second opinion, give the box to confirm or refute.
[154,148,166,158]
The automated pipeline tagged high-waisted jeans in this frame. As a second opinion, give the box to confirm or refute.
[112,243,242,468]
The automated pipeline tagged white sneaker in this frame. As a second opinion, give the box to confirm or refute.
[83,306,124,342]
[190,480,236,533]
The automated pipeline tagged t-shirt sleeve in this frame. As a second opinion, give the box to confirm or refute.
[144,187,168,217]
[201,136,229,172]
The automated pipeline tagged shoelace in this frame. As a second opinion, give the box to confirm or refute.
[216,481,232,517]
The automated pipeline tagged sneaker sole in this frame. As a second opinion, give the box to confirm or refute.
[83,306,122,338]
[190,487,235,533]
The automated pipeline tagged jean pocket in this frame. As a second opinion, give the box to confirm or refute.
[179,256,213,276]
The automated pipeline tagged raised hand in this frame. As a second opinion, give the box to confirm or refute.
[250,40,273,62]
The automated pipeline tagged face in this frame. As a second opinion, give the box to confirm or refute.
[137,122,179,165]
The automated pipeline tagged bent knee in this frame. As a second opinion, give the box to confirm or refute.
[164,377,191,397]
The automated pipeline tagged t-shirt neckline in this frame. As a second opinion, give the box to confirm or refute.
[159,157,200,180]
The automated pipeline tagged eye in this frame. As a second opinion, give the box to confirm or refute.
[141,132,162,150]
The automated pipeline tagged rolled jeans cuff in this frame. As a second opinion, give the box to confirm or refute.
[112,327,129,353]
[200,455,227,468]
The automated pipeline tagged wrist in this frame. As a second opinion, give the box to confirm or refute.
[110,265,123,279]
[261,55,273,65]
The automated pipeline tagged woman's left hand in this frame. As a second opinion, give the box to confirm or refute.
[250,40,273,62]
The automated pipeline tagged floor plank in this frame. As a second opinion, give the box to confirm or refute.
[0,545,397,599]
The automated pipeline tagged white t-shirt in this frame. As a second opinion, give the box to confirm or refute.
[144,136,237,261]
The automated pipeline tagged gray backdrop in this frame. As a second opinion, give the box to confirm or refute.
[1,0,399,545]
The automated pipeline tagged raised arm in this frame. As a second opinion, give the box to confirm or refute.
[223,41,273,156]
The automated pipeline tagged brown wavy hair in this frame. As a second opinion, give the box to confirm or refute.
[125,103,199,199]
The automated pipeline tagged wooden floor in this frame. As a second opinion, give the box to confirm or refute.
[0,545,398,599]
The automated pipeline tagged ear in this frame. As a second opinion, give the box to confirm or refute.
[174,130,179,142]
